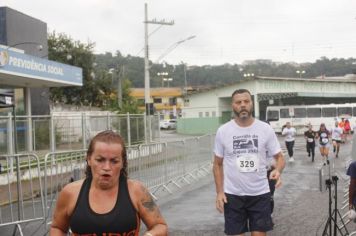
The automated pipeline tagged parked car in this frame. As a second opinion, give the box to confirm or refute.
[160,119,177,130]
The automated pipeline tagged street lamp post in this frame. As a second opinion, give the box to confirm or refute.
[243,73,255,78]
[163,78,173,87]
[109,68,123,109]
[157,72,169,87]
[144,3,174,116]
[5,42,43,51]
[296,70,306,78]
[154,35,196,64]
[182,62,188,96]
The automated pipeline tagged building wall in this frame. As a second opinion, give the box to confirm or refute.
[0,7,49,115]
[178,77,356,134]
[177,117,221,135]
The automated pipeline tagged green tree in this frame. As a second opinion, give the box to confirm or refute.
[48,31,98,106]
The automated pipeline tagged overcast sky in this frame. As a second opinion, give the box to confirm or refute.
[2,0,356,66]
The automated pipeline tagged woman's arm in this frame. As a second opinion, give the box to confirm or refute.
[50,186,72,235]
[50,181,81,236]
[130,181,168,236]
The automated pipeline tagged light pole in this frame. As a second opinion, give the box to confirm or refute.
[154,35,196,63]
[157,72,169,87]
[144,3,174,115]
[108,67,123,109]
[163,78,173,87]
[296,70,305,78]
[243,73,255,78]
[5,42,43,51]
[181,62,188,96]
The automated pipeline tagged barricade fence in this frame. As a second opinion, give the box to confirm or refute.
[0,153,46,236]
[0,113,159,155]
[0,134,214,234]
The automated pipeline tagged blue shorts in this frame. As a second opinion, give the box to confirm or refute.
[224,192,273,235]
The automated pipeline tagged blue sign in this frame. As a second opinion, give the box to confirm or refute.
[0,48,82,86]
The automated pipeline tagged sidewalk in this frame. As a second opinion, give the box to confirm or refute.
[158,136,356,236]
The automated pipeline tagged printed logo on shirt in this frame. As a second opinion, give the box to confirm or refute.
[232,134,258,155]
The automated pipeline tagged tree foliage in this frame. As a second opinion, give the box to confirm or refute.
[48,32,139,113]
[48,31,98,106]
[95,55,356,90]
[48,31,356,112]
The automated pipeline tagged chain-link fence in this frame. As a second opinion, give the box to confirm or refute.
[0,112,159,155]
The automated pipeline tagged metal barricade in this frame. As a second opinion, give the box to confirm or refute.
[41,134,214,221]
[0,153,45,236]
[43,149,87,222]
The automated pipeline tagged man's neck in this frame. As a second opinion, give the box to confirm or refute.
[234,117,254,127]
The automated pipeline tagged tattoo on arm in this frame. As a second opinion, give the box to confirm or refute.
[141,185,157,212]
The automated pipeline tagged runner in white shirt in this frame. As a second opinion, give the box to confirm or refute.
[282,122,297,162]
[331,121,343,158]
[213,89,285,236]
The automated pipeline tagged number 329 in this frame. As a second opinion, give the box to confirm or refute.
[240,161,254,168]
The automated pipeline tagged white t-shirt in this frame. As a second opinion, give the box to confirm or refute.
[214,119,281,196]
[282,127,296,142]
[331,127,343,141]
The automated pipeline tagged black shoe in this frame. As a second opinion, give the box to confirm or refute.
[308,153,310,157]
[336,154,338,158]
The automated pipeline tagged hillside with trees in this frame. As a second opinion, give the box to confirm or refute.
[47,31,356,113]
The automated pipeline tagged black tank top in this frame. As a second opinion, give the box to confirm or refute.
[69,175,140,236]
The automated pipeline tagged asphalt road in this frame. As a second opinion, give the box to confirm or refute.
[156,134,356,236]
[3,131,356,236]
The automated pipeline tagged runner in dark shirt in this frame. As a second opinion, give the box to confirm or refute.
[50,130,167,236]
[304,124,316,162]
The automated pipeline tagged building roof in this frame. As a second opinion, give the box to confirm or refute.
[130,87,183,97]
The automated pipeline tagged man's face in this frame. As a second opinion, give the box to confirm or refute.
[286,122,291,128]
[232,92,253,120]
[87,141,123,190]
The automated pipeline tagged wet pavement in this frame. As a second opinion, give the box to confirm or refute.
[156,135,356,236]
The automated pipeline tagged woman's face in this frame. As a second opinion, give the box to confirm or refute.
[87,141,123,190]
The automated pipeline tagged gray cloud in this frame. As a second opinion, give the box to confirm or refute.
[2,0,356,65]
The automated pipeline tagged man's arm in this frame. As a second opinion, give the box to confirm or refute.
[213,155,226,213]
[269,152,285,188]
[349,178,356,209]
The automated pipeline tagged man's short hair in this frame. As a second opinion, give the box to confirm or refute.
[231,89,251,99]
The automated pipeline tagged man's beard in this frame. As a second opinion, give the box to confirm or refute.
[233,108,252,120]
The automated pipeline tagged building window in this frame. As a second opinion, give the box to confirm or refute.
[153,98,162,103]
[205,111,210,117]
[199,112,203,117]
[212,111,216,117]
[169,97,177,105]
[137,99,145,106]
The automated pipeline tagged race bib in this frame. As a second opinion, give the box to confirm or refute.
[236,154,259,173]
[307,138,314,143]
[322,138,329,144]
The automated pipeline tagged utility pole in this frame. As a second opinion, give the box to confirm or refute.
[144,3,174,115]
[118,65,124,109]
[182,62,188,97]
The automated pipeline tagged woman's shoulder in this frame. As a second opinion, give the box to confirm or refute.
[60,179,85,199]
[127,179,147,194]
